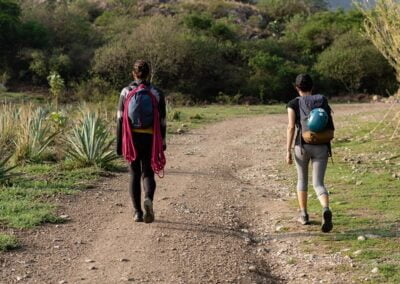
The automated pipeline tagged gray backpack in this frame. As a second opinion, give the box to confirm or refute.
[127,86,154,129]
[298,94,334,144]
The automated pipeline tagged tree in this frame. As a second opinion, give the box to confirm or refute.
[315,30,396,94]
[242,38,307,102]
[0,0,21,68]
[177,35,243,101]
[127,15,188,82]
[94,15,188,87]
[20,0,102,82]
[284,10,364,54]
[358,0,400,87]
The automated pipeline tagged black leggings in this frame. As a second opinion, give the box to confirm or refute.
[129,133,156,213]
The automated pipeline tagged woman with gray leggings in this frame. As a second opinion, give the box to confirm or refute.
[286,74,333,233]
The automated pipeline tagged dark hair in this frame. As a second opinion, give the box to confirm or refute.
[295,74,313,92]
[133,60,150,80]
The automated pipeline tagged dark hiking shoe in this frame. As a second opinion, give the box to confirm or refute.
[321,209,333,233]
[134,211,143,222]
[298,213,310,225]
[143,198,154,224]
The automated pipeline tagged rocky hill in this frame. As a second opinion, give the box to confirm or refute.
[131,0,366,39]
[134,0,268,38]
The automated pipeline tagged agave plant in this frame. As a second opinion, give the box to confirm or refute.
[0,155,18,184]
[14,106,58,162]
[66,112,117,168]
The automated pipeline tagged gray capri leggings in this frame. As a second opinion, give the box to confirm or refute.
[294,144,329,197]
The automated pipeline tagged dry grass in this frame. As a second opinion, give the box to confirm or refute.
[0,104,20,157]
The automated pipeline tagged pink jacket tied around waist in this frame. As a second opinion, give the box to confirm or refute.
[122,84,166,177]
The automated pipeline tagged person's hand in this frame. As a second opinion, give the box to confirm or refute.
[286,151,293,165]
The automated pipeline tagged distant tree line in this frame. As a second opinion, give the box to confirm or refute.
[0,0,397,103]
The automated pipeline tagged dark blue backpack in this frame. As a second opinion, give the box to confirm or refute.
[298,94,334,144]
[128,87,154,129]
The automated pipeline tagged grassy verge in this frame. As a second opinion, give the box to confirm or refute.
[294,107,400,282]
[167,104,284,134]
[0,164,103,230]
[0,234,19,252]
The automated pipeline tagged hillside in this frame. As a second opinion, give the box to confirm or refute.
[2,0,395,103]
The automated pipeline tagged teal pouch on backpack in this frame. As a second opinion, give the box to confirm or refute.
[299,95,334,144]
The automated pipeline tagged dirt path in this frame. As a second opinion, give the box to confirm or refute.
[0,104,385,284]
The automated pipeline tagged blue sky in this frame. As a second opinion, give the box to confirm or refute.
[329,0,376,10]
[329,0,353,9]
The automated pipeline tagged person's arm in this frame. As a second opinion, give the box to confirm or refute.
[158,91,167,151]
[286,107,296,165]
[116,89,126,156]
[324,96,335,130]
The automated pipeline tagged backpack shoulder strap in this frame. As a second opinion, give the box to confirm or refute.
[298,96,310,118]
[127,84,146,96]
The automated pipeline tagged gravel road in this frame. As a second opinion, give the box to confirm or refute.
[0,103,385,283]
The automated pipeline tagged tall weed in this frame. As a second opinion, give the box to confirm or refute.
[14,106,58,163]
[0,104,19,157]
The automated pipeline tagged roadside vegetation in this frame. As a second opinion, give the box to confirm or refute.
[0,101,117,250]
[0,99,285,251]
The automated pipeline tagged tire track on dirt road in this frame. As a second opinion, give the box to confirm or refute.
[64,114,286,284]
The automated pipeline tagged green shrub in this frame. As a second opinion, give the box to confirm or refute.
[0,234,18,251]
[66,112,117,168]
[284,10,364,54]
[28,50,48,83]
[178,35,243,101]
[74,76,115,102]
[246,49,307,102]
[216,93,231,104]
[18,20,49,49]
[166,101,182,121]
[48,111,68,130]
[0,72,10,90]
[210,21,237,41]
[184,13,213,30]
[0,0,21,68]
[315,29,397,94]
[94,15,187,87]
[166,92,192,106]
[190,113,203,120]
[47,72,65,110]
[19,0,102,83]
[170,110,181,121]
